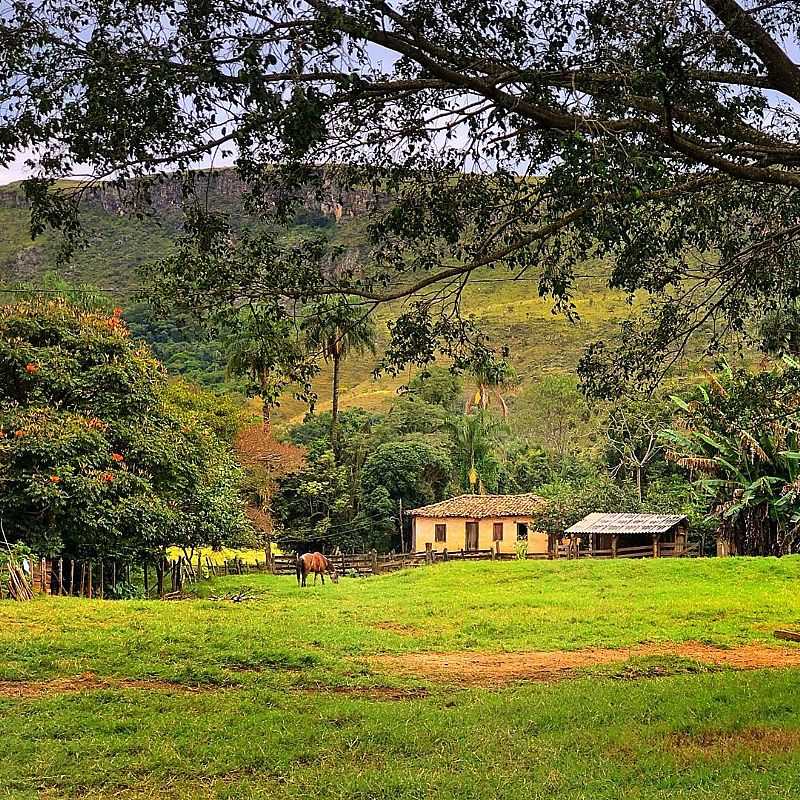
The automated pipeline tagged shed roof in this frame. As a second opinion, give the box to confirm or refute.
[565,513,688,535]
[408,493,547,519]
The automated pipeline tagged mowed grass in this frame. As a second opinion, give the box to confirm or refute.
[3,557,800,684]
[3,558,800,799]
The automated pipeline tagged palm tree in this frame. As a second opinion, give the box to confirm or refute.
[225,313,305,433]
[226,338,281,432]
[304,299,378,451]
[465,363,519,419]
[448,411,507,493]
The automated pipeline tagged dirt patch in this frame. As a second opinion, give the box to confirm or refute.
[372,621,423,636]
[668,726,800,758]
[0,672,205,699]
[371,642,800,686]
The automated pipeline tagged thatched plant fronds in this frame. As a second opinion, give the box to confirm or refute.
[738,430,769,463]
[676,456,718,474]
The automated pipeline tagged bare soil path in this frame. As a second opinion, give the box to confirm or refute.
[371,642,800,685]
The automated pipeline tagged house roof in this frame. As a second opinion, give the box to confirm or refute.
[565,513,688,535]
[408,493,547,519]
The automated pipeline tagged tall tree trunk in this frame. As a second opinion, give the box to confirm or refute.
[259,371,271,434]
[261,397,271,434]
[331,352,341,453]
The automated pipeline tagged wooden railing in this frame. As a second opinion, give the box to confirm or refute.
[213,540,699,579]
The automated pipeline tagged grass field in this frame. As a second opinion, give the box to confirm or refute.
[3,558,800,799]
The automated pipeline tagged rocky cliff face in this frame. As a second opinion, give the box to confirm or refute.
[0,168,384,223]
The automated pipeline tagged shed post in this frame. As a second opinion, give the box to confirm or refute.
[495,540,501,559]
[675,524,688,555]
[652,532,660,559]
[611,535,618,558]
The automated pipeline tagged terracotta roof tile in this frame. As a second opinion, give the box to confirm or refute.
[408,493,547,519]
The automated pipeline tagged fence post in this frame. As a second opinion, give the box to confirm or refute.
[371,549,379,574]
[58,558,64,595]
[156,560,164,597]
[70,560,75,596]
[87,562,93,599]
[99,561,104,599]
[143,562,149,596]
[112,561,117,594]
[425,542,433,566]
[653,533,660,559]
[612,535,618,559]
[443,547,448,562]
[496,540,501,560]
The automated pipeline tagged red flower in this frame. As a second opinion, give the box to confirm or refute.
[111,452,124,462]
[14,430,26,438]
[25,363,39,374]
[112,306,123,317]
[50,475,61,484]
[100,472,114,483]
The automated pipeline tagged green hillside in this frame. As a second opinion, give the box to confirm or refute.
[0,180,641,425]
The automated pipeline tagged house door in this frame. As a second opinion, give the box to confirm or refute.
[465,521,479,551]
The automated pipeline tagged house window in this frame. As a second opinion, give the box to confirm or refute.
[434,523,447,543]
[493,522,504,541]
[516,522,528,541]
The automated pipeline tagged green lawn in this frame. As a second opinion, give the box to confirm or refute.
[3,558,800,799]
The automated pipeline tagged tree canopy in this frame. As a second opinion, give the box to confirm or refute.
[3,0,800,392]
[0,300,251,560]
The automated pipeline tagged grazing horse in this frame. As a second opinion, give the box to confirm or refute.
[296,552,339,587]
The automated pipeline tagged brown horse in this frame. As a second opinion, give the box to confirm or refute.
[296,552,339,587]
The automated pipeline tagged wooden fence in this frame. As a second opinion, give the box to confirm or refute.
[0,556,200,599]
[211,539,700,579]
[2,538,699,601]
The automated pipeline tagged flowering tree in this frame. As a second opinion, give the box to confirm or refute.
[0,300,250,561]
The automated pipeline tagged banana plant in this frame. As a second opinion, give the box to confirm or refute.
[662,359,800,555]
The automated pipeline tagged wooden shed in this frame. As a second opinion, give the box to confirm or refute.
[564,513,689,558]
